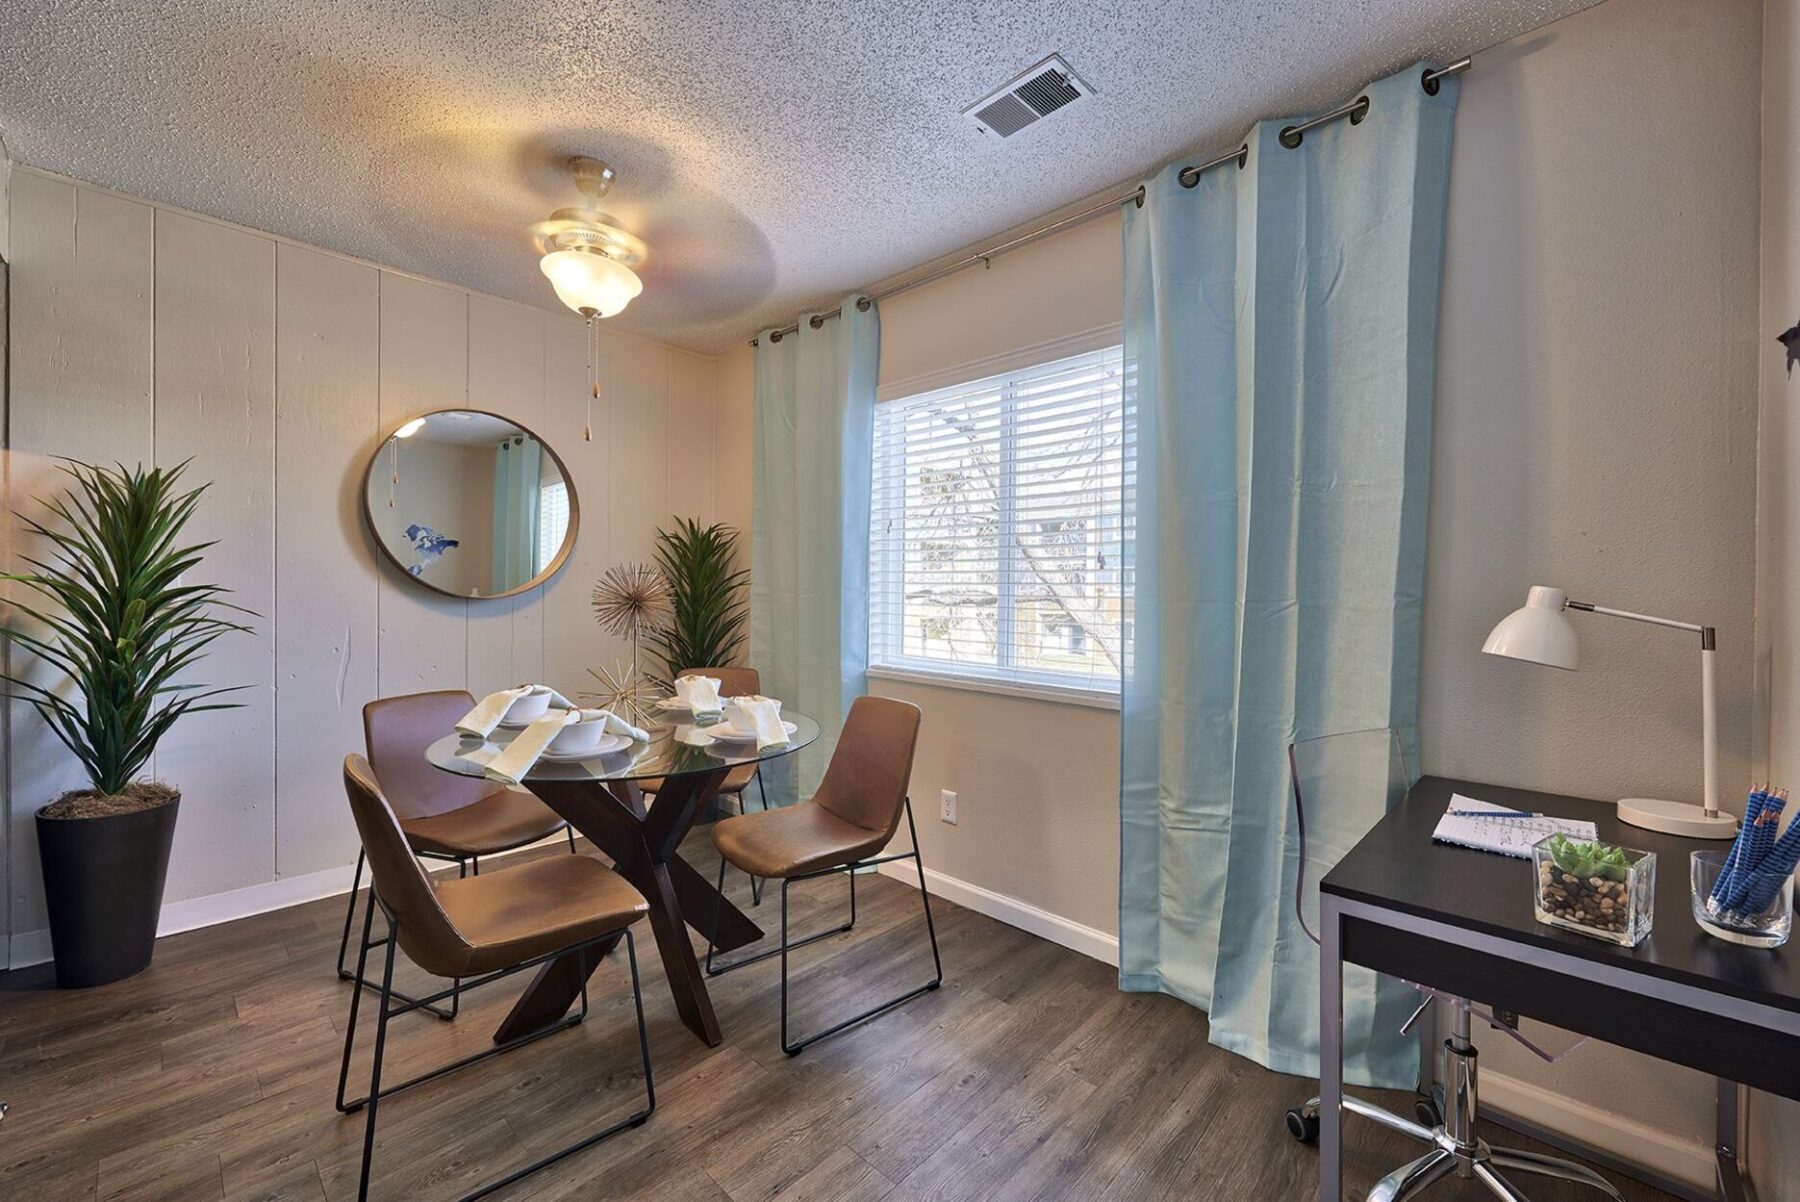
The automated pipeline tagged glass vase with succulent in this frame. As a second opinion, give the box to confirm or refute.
[1532,833,1656,946]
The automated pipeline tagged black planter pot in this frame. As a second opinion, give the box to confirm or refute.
[35,795,180,989]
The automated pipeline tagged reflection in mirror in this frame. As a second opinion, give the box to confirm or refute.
[363,410,578,599]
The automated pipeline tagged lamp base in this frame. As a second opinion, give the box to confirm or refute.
[1617,797,1738,840]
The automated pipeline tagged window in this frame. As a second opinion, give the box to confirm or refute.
[870,344,1126,700]
[537,480,570,573]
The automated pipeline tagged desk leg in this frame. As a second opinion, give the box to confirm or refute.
[1717,1077,1758,1202]
[1320,892,1344,1202]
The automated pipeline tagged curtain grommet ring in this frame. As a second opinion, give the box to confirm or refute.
[855,296,872,312]
[1279,126,1303,150]
[1349,96,1370,125]
[809,314,825,330]
[1132,185,1146,209]
[1236,144,1249,169]
[1421,66,1441,96]
[1178,167,1199,189]
[770,330,784,343]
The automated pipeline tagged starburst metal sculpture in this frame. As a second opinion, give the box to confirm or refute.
[582,563,672,725]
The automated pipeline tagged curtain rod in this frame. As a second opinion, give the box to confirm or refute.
[752,56,1471,347]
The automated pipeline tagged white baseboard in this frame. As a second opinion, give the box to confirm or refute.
[5,833,571,971]
[1480,1068,1716,1192]
[877,861,1119,967]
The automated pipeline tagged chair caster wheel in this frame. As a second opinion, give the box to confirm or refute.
[1414,1096,1443,1129]
[1286,1104,1320,1144]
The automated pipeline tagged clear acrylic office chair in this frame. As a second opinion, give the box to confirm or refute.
[1285,729,1622,1202]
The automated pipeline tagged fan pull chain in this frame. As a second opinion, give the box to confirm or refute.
[585,315,600,442]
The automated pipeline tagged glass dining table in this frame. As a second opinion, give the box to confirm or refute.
[425,708,821,1048]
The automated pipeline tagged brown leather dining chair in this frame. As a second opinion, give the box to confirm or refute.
[336,755,654,1202]
[704,695,942,1054]
[643,666,771,902]
[337,690,577,1018]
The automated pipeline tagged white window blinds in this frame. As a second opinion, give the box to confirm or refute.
[537,480,570,574]
[870,344,1126,697]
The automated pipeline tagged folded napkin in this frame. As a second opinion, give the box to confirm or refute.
[598,709,650,743]
[674,674,724,718]
[455,684,577,738]
[482,709,580,785]
[735,695,789,751]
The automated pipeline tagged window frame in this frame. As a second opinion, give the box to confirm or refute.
[868,328,1125,710]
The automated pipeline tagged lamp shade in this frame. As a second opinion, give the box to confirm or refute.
[1483,585,1579,670]
[540,249,643,318]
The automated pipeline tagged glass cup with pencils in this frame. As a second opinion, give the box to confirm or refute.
[1691,784,1796,948]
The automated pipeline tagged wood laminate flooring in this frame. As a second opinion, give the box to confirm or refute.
[0,833,1680,1201]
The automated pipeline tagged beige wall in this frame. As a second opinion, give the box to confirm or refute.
[1753,0,1800,1196]
[1422,0,1762,1188]
[2,167,722,955]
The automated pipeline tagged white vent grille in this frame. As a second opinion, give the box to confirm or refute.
[963,54,1093,138]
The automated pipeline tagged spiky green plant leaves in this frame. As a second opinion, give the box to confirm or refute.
[1,460,253,798]
[645,517,748,688]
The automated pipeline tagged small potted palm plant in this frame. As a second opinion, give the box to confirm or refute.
[646,517,749,687]
[2,461,250,987]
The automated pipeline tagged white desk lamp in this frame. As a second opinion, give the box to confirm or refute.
[1483,585,1737,839]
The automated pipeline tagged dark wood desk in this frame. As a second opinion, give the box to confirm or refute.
[1319,776,1800,1202]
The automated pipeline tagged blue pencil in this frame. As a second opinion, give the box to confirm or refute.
[1726,790,1787,912]
[1738,799,1800,915]
[1714,786,1767,905]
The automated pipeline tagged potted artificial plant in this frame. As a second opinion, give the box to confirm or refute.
[1,461,250,988]
[646,517,749,687]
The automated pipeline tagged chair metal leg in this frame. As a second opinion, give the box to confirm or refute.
[780,797,943,1055]
[340,908,648,1202]
[336,849,365,979]
[1472,1161,1530,1201]
[567,826,578,854]
[706,856,856,977]
[1369,1147,1456,1202]
[356,917,399,1202]
[1489,1147,1627,1198]
[338,850,455,1021]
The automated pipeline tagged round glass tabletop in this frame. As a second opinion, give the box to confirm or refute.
[424,709,821,784]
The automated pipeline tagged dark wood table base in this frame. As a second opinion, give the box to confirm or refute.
[493,766,761,1047]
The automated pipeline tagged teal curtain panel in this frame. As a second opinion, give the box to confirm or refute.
[491,434,542,593]
[751,296,879,804]
[1118,64,1459,1088]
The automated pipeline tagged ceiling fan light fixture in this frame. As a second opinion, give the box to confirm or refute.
[540,247,643,319]
[532,155,648,320]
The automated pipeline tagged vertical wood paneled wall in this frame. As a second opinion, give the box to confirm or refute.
[3,168,721,945]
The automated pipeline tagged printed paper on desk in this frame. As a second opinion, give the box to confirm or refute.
[1432,792,1598,859]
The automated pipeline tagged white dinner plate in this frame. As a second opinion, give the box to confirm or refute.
[705,720,798,743]
[539,733,631,761]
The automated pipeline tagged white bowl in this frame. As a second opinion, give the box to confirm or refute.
[507,685,554,724]
[548,712,607,755]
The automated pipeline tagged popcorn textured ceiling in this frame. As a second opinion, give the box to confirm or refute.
[0,0,1598,353]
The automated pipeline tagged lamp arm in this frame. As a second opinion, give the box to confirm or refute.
[1569,599,1720,818]
[1567,599,1704,635]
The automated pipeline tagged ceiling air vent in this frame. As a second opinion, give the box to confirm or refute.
[963,54,1093,138]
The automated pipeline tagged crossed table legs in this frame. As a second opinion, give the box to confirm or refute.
[491,766,762,1047]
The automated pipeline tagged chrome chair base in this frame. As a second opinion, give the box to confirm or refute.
[1292,1009,1624,1202]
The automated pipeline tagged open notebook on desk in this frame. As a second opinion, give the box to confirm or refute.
[1431,794,1598,859]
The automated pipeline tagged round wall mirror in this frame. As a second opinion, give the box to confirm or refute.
[362,409,579,599]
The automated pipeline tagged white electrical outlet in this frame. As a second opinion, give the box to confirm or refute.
[940,789,958,825]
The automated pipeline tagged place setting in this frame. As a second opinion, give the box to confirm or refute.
[452,683,651,784]
[661,675,797,751]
